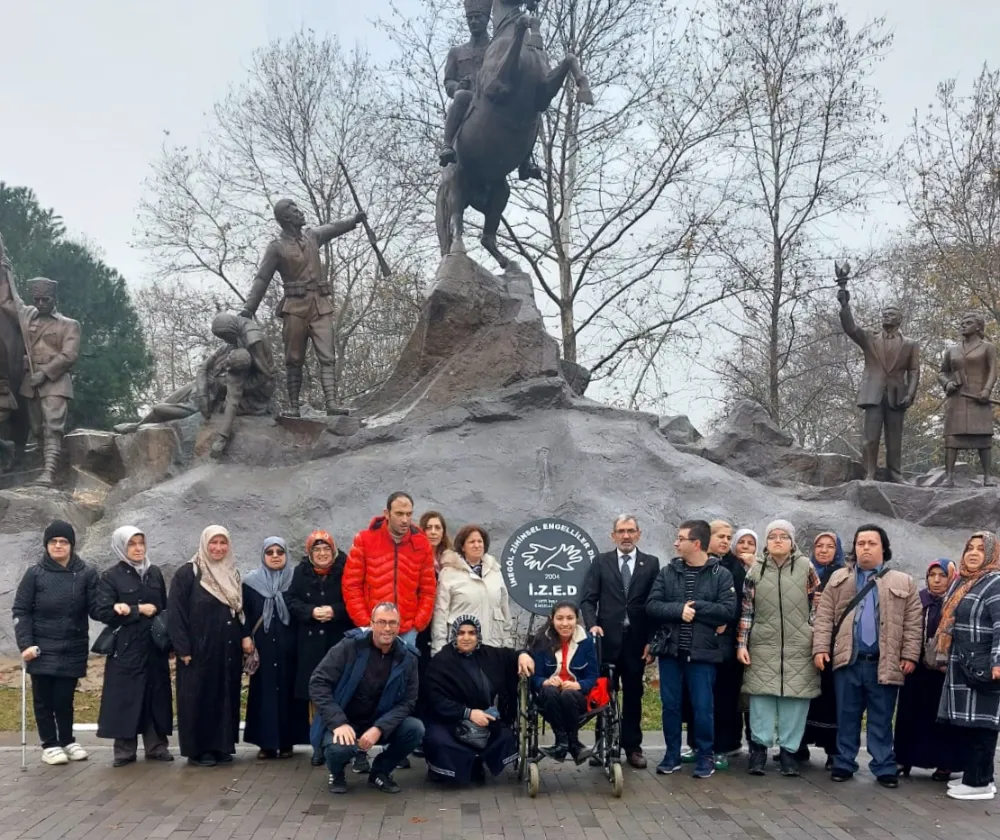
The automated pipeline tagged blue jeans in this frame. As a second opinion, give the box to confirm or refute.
[323,717,425,776]
[659,655,716,762]
[833,658,898,777]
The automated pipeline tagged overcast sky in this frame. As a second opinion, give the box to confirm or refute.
[1,0,997,419]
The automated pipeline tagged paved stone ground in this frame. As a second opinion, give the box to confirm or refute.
[0,739,998,840]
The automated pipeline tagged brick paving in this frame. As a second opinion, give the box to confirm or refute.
[0,741,997,840]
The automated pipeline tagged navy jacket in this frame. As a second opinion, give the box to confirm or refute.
[530,628,600,694]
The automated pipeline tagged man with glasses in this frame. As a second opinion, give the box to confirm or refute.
[581,515,659,768]
[646,520,736,778]
[309,602,423,795]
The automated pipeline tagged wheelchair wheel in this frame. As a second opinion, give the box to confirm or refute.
[527,761,540,798]
[611,761,624,798]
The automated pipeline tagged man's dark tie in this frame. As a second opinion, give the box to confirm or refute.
[621,555,632,593]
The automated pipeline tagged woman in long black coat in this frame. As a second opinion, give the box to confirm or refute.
[284,530,351,765]
[423,615,529,785]
[242,536,309,758]
[168,525,251,767]
[95,526,173,766]
[895,559,966,779]
[12,520,99,766]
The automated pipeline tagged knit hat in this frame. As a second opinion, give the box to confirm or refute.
[43,519,75,548]
[764,519,796,545]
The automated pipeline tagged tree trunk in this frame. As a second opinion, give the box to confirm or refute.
[557,86,581,363]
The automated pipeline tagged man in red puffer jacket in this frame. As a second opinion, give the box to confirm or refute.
[343,492,436,642]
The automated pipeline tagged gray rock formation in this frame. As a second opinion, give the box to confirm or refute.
[679,400,865,488]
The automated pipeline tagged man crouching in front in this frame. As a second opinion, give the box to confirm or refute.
[309,602,422,795]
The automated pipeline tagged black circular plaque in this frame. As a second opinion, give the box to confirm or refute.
[500,517,597,615]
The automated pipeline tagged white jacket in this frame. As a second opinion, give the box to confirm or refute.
[430,551,512,654]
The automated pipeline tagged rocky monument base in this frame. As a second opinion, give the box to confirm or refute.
[0,254,989,651]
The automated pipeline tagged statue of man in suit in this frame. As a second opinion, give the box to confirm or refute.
[838,287,921,482]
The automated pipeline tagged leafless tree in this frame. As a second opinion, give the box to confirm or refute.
[377,0,740,406]
[899,64,1000,322]
[135,31,428,407]
[710,0,892,425]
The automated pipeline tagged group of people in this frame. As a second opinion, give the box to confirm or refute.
[610,517,1000,802]
[11,500,1000,803]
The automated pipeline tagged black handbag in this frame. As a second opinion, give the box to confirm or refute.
[150,612,172,653]
[91,625,119,656]
[648,625,672,658]
[957,648,1000,693]
[452,719,490,751]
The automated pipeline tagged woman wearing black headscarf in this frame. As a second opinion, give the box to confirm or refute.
[422,615,533,784]
[895,560,965,779]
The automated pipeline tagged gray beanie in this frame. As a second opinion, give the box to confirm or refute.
[764,519,796,546]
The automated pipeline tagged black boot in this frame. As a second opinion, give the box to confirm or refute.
[518,159,544,181]
[778,748,799,777]
[34,432,61,487]
[319,364,348,416]
[540,732,569,762]
[284,366,303,417]
[569,738,593,766]
[748,742,766,776]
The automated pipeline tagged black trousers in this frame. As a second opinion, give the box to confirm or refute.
[31,675,77,749]
[962,727,999,788]
[537,686,587,740]
[614,645,646,752]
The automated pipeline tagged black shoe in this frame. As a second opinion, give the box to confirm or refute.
[439,147,457,167]
[311,751,325,767]
[397,758,411,770]
[412,746,425,759]
[352,752,371,774]
[825,756,834,771]
[794,745,810,762]
[368,771,401,794]
[778,749,799,777]
[540,743,568,762]
[831,769,853,782]
[569,742,593,766]
[145,752,174,762]
[471,760,486,785]
[748,743,767,776]
[518,162,544,181]
[214,752,233,763]
[588,754,603,767]
[931,769,952,782]
[900,765,913,778]
[113,756,136,768]
[188,754,217,767]
[877,774,899,789]
[328,772,348,794]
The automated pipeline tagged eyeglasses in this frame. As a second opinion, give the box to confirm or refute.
[373,619,400,629]
[615,528,639,536]
[675,536,697,543]
[264,547,286,556]
[767,534,792,542]
[47,538,71,547]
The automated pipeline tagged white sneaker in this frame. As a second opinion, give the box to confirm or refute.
[680,745,694,759]
[948,778,997,792]
[947,783,996,801]
[64,743,88,761]
[41,747,69,765]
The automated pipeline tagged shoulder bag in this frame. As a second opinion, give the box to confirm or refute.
[242,616,265,676]
[91,625,120,656]
[829,566,889,649]
[452,718,491,751]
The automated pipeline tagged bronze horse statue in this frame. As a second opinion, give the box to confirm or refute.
[435,0,592,269]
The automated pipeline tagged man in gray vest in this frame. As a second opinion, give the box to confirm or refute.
[813,525,921,787]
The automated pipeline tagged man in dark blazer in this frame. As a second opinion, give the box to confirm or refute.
[838,288,921,482]
[580,514,659,768]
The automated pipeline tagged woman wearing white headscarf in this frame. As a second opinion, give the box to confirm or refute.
[242,537,309,759]
[168,525,252,767]
[95,526,173,766]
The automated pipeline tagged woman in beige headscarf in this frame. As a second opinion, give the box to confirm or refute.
[168,526,253,767]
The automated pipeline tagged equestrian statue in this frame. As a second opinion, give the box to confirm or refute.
[435,0,593,269]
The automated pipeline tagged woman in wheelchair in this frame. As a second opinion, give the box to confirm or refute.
[530,601,600,765]
[422,615,533,784]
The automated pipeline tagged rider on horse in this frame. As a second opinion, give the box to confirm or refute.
[439,0,543,181]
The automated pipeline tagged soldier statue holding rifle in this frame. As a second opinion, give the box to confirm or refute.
[239,199,368,418]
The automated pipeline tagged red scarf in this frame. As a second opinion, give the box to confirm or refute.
[313,564,333,577]
[558,640,572,681]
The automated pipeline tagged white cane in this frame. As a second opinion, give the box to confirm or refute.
[20,658,27,771]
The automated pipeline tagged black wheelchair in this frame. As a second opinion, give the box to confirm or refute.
[512,634,624,798]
